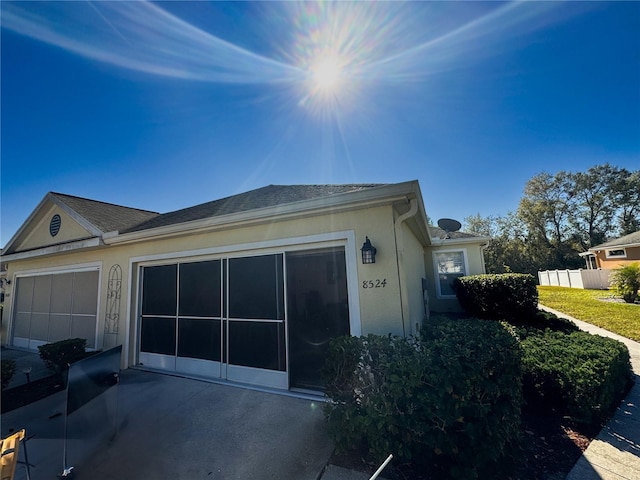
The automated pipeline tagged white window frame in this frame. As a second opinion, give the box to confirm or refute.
[432,249,469,299]
[605,248,627,259]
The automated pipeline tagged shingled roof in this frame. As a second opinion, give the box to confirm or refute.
[121,184,385,233]
[50,192,159,233]
[590,230,640,250]
[428,226,483,240]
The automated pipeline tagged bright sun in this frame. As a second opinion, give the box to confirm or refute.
[311,55,343,91]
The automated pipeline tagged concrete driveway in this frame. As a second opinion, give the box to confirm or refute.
[2,369,335,480]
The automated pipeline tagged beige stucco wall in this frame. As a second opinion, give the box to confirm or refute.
[425,242,487,313]
[399,221,428,336]
[16,204,94,252]
[2,203,436,368]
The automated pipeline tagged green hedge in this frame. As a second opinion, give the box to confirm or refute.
[521,330,633,424]
[453,273,538,321]
[38,338,89,381]
[1,359,16,389]
[323,318,522,480]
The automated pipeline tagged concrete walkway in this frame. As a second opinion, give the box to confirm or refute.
[539,305,640,480]
[1,347,52,389]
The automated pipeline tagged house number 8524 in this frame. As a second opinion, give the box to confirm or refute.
[362,279,387,289]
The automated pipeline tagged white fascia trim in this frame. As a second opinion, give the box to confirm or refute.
[0,237,101,262]
[106,181,420,245]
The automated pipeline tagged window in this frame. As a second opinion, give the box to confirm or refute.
[606,249,626,259]
[434,250,467,297]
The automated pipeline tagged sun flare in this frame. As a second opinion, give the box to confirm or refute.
[311,55,343,91]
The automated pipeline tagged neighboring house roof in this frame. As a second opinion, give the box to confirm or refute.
[121,184,386,234]
[50,192,159,233]
[588,231,640,251]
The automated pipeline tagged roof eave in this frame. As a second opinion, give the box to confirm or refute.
[0,237,102,262]
[105,181,422,245]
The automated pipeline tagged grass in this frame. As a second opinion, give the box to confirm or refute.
[538,286,640,342]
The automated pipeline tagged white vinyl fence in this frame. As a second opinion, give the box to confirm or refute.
[538,269,612,290]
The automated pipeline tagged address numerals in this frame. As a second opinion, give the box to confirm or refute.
[362,279,387,289]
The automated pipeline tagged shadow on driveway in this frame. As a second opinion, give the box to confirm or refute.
[2,369,334,480]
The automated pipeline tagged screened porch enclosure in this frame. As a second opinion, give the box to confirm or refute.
[138,248,349,390]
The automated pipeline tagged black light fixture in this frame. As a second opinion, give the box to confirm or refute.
[361,236,377,264]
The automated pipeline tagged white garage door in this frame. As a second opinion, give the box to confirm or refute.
[12,270,99,351]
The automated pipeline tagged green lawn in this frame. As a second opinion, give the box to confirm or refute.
[538,286,640,342]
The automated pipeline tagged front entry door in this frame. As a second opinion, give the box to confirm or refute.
[286,248,350,391]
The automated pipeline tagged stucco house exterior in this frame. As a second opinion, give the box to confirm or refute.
[0,181,488,392]
[580,230,640,270]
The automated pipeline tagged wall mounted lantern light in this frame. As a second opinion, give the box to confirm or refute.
[361,237,377,264]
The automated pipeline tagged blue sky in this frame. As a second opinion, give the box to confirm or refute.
[2,1,639,246]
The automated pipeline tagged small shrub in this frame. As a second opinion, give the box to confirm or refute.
[521,330,633,424]
[1,359,17,389]
[38,338,88,382]
[453,274,538,321]
[610,262,640,303]
[324,317,522,480]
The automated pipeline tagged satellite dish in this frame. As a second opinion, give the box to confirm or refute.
[437,218,462,239]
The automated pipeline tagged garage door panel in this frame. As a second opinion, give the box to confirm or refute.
[14,312,31,337]
[32,276,52,312]
[49,314,72,342]
[51,273,73,313]
[12,270,99,352]
[15,277,34,312]
[71,316,97,348]
[30,313,50,341]
[72,271,99,314]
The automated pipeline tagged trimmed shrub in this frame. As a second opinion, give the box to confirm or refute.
[512,311,580,340]
[324,317,522,480]
[1,359,17,389]
[453,274,538,321]
[610,262,640,303]
[521,330,633,424]
[38,338,88,382]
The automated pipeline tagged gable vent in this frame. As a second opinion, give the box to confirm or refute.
[49,214,62,237]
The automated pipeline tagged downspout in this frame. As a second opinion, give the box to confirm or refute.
[393,198,418,338]
[480,242,488,273]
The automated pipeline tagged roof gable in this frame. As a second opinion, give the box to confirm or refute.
[3,192,159,254]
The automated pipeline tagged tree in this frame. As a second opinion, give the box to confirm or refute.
[464,164,638,276]
[517,171,582,270]
[616,171,640,235]
[465,212,542,275]
[569,164,624,249]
